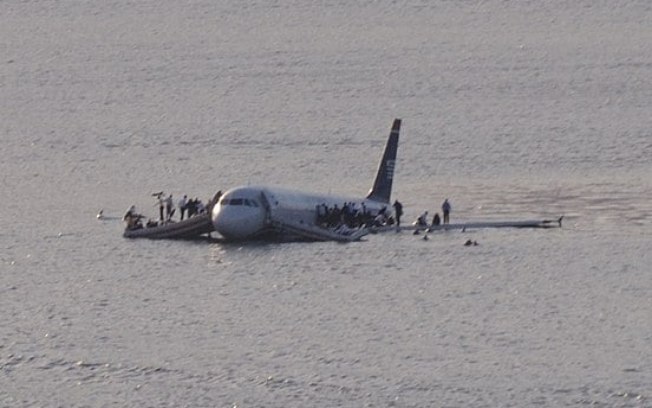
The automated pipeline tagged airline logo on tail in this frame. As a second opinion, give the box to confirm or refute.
[366,119,401,203]
[385,159,395,181]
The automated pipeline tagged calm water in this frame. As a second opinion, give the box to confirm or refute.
[2,1,651,407]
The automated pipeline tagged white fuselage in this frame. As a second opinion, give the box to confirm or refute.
[212,185,390,240]
[212,119,401,241]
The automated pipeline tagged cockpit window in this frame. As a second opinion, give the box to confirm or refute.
[221,198,259,207]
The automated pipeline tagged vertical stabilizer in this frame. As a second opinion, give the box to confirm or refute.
[366,119,401,203]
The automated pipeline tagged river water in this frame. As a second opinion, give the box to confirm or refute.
[2,1,651,407]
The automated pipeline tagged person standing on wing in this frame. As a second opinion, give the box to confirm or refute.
[392,200,403,227]
[441,198,452,224]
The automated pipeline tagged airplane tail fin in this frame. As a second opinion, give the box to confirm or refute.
[366,119,401,203]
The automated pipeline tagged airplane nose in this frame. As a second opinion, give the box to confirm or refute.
[211,204,265,239]
[212,206,239,238]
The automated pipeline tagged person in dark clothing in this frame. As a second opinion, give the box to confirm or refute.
[178,195,188,220]
[432,212,441,226]
[393,200,403,226]
[209,190,223,212]
[186,198,196,218]
[441,199,451,224]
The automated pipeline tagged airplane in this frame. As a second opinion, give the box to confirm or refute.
[121,118,561,241]
[211,119,402,241]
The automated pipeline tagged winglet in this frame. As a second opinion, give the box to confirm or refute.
[366,119,401,203]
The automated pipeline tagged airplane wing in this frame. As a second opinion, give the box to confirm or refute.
[269,218,369,242]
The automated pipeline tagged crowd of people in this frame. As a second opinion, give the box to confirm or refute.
[315,201,395,229]
[160,193,208,221]
[123,190,222,230]
[313,197,452,232]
